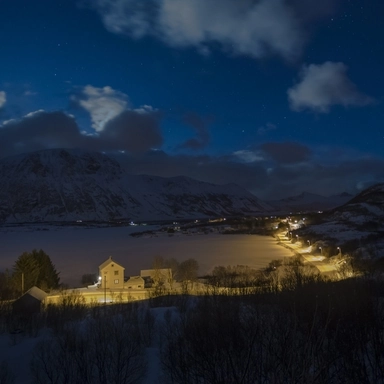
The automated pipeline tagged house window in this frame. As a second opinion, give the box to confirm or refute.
[114,270,119,275]
[114,279,119,284]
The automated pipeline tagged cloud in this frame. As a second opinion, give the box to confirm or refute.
[1,112,383,200]
[100,109,163,153]
[87,0,336,60]
[288,62,374,112]
[289,0,341,23]
[260,142,312,164]
[0,109,163,158]
[113,149,269,193]
[178,112,211,150]
[0,91,6,108]
[257,122,276,135]
[112,148,384,200]
[24,109,46,118]
[72,85,129,132]
[24,90,38,96]
[233,150,264,163]
[232,141,311,165]
[0,111,83,158]
[265,157,384,199]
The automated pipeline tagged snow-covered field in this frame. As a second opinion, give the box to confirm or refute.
[0,226,294,287]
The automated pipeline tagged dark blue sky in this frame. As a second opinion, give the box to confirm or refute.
[0,0,383,199]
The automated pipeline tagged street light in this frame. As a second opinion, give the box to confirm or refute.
[319,246,322,255]
[307,240,311,246]
[289,232,292,239]
[337,247,342,256]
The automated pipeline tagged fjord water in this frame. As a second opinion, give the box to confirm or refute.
[0,227,294,287]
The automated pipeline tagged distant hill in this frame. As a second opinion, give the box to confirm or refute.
[297,183,384,253]
[329,183,384,227]
[268,191,353,213]
[0,148,273,223]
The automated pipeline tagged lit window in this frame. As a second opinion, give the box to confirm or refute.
[114,279,119,284]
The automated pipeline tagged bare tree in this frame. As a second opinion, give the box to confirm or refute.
[31,312,147,384]
[178,259,199,293]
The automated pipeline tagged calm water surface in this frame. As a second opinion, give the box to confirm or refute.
[0,227,294,287]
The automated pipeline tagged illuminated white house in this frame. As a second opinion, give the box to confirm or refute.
[99,256,125,289]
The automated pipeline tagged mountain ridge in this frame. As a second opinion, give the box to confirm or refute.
[0,148,272,223]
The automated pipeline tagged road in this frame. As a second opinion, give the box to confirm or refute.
[276,233,338,276]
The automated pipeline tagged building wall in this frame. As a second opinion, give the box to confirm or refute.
[100,262,125,289]
[140,268,173,288]
[46,290,147,304]
[124,277,145,289]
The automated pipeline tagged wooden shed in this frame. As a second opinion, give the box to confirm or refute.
[12,286,47,316]
[125,276,145,289]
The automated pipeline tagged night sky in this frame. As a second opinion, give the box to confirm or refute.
[0,0,383,199]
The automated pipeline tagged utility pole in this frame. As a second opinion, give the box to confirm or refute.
[21,272,24,295]
[104,275,107,304]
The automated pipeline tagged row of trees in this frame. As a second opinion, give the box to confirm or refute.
[0,249,60,299]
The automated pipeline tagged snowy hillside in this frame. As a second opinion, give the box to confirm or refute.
[0,149,272,223]
[268,191,353,213]
[297,183,384,253]
[329,183,384,227]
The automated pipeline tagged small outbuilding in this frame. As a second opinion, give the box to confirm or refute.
[125,276,145,290]
[99,256,125,289]
[140,268,173,288]
[12,286,47,316]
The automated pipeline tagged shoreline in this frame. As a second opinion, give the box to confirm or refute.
[0,229,294,287]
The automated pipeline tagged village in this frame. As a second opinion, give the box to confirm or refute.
[11,214,351,315]
[12,254,203,314]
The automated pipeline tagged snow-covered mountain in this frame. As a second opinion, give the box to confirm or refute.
[297,183,384,252]
[330,183,384,226]
[268,191,353,213]
[0,149,272,223]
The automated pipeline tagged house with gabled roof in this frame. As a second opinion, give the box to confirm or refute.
[99,256,125,289]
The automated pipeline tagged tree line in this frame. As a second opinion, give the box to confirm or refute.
[0,249,59,299]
